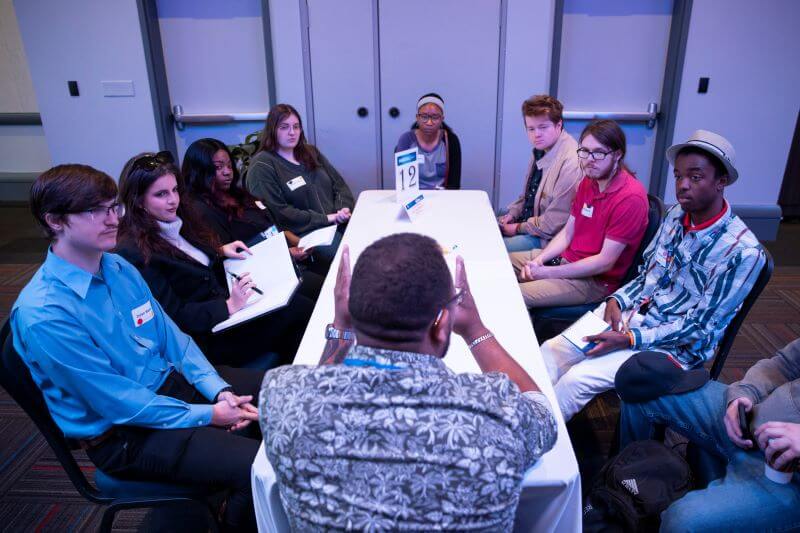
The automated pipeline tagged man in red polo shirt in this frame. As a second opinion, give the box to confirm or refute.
[510,119,648,308]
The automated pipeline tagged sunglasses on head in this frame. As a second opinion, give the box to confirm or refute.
[131,151,175,173]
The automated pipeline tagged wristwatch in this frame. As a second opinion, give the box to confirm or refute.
[325,323,355,341]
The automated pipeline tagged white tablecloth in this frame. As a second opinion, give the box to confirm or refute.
[252,190,581,532]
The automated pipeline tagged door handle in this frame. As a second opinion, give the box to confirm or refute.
[388,107,400,118]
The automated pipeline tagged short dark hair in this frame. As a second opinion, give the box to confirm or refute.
[675,146,728,178]
[30,164,117,239]
[349,233,453,342]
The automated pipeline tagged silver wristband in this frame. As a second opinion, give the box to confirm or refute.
[468,332,494,349]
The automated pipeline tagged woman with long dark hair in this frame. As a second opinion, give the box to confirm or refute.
[245,103,355,264]
[115,151,314,368]
[182,137,329,279]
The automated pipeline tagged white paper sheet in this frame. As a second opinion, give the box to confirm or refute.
[297,225,337,250]
[212,232,299,333]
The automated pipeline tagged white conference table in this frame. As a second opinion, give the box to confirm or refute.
[252,190,581,532]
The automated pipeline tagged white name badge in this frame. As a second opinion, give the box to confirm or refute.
[131,300,155,327]
[581,203,594,218]
[287,176,307,191]
[403,193,426,223]
[255,200,267,210]
[395,147,420,204]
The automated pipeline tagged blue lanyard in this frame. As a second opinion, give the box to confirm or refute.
[343,358,401,371]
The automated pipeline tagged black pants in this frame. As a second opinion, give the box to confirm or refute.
[86,367,265,531]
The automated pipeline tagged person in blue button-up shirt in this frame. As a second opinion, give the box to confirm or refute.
[11,163,263,530]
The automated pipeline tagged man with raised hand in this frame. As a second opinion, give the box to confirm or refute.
[260,233,558,531]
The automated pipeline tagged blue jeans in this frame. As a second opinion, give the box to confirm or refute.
[503,233,542,253]
[620,381,800,532]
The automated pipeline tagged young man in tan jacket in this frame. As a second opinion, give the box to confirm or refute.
[499,95,583,252]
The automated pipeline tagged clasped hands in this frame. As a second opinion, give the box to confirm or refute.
[328,208,351,225]
[498,213,520,238]
[211,390,259,432]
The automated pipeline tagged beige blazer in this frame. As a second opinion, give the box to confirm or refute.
[506,130,582,245]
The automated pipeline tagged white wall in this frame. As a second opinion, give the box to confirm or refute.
[665,0,800,207]
[0,0,51,173]
[157,0,270,159]
[268,0,309,125]
[14,0,160,179]
[496,0,556,208]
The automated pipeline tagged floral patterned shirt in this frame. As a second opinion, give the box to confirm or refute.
[259,344,558,532]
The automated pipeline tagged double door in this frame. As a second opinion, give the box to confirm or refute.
[307,0,502,197]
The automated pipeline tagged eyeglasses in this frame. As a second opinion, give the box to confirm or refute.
[131,151,174,173]
[577,148,614,161]
[433,289,464,326]
[417,113,443,124]
[82,202,126,221]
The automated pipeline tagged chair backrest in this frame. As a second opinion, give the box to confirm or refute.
[0,320,108,504]
[709,247,774,380]
[621,194,665,285]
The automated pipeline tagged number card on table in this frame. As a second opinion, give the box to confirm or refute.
[395,147,421,204]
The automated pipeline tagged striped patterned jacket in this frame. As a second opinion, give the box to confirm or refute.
[611,202,766,367]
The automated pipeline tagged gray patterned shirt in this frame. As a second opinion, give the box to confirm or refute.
[259,344,558,531]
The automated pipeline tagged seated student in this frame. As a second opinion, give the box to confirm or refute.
[394,92,461,190]
[12,164,262,530]
[245,103,355,264]
[182,137,329,280]
[115,151,315,368]
[510,119,648,309]
[499,95,582,252]
[618,337,800,532]
[541,130,766,420]
[260,234,557,531]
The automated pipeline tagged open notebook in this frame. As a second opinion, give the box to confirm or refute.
[212,232,300,333]
[560,311,611,352]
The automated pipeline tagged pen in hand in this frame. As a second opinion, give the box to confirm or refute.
[228,271,264,295]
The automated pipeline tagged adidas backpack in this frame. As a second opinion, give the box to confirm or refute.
[583,440,693,532]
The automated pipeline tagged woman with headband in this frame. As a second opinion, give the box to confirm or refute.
[394,93,462,190]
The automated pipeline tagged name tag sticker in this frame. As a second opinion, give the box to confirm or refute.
[287,176,307,191]
[254,200,267,210]
[581,203,594,218]
[132,300,155,327]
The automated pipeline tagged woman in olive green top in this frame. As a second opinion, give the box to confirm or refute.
[246,103,355,263]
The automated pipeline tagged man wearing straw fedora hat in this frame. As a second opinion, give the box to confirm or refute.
[540,130,767,421]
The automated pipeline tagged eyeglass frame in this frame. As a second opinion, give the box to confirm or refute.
[576,147,615,161]
[433,288,465,327]
[130,150,175,173]
[51,201,126,222]
[416,113,443,124]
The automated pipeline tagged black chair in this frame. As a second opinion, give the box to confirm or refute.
[707,247,773,379]
[532,194,666,341]
[0,320,219,532]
